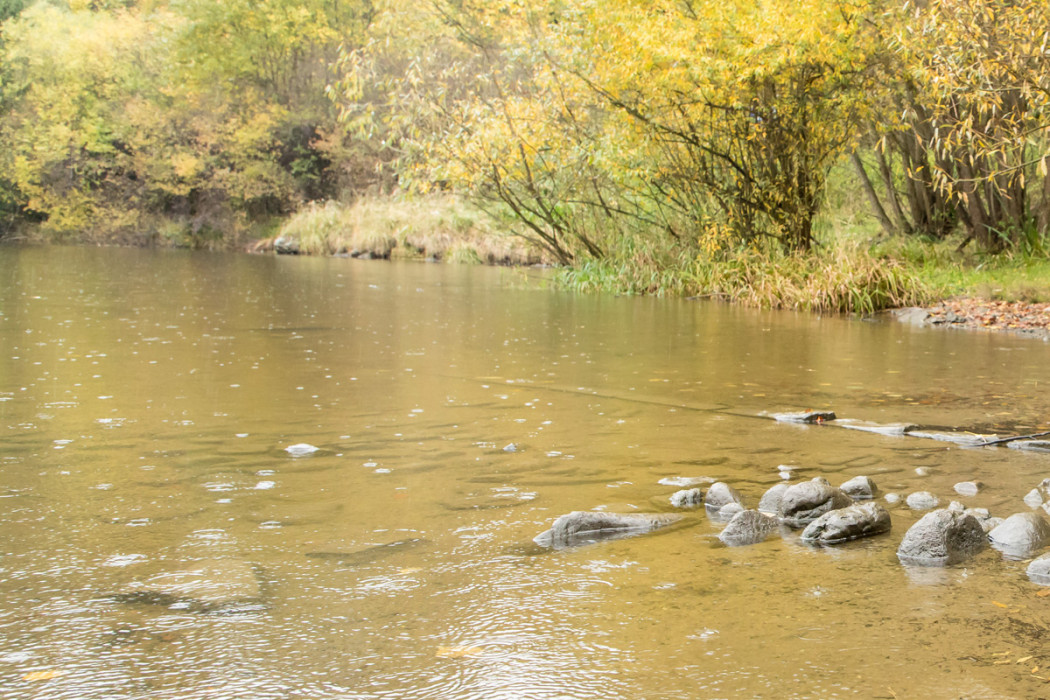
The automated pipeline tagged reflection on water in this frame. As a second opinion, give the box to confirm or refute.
[2,246,1050,698]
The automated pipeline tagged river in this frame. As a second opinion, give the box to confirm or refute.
[2,246,1050,698]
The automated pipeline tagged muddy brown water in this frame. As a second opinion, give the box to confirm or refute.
[2,246,1050,698]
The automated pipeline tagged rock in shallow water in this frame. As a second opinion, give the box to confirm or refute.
[906,491,940,510]
[670,488,704,508]
[704,482,743,512]
[122,559,263,611]
[778,478,854,528]
[953,481,983,497]
[988,512,1050,558]
[533,511,683,549]
[896,509,987,566]
[284,443,319,457]
[758,483,790,515]
[840,476,878,500]
[1027,553,1050,585]
[800,502,891,544]
[718,510,779,546]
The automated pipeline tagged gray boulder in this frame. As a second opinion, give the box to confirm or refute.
[758,483,790,515]
[122,559,263,611]
[718,510,778,547]
[670,488,704,508]
[840,476,878,500]
[533,511,682,549]
[800,502,891,544]
[896,509,987,566]
[906,491,940,510]
[1027,553,1050,585]
[704,482,744,512]
[273,235,300,255]
[778,478,854,527]
[988,512,1050,558]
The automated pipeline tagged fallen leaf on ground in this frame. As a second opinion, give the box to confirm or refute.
[992,601,1008,608]
[22,670,64,681]
[1036,590,1050,597]
[1017,656,1034,664]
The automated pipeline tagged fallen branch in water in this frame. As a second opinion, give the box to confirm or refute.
[976,430,1050,447]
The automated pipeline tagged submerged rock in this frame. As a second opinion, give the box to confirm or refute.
[1027,553,1050,585]
[758,483,790,515]
[704,482,744,512]
[840,476,878,500]
[833,419,917,436]
[778,478,854,528]
[896,509,987,566]
[1009,440,1050,453]
[670,488,704,508]
[533,511,683,549]
[988,512,1050,558]
[884,493,901,505]
[121,559,263,611]
[772,411,836,424]
[906,491,940,510]
[800,502,891,544]
[284,443,319,457]
[907,430,999,446]
[718,510,779,547]
[1024,489,1045,508]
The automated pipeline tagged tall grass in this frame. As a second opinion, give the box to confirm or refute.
[262,195,549,265]
[559,243,934,314]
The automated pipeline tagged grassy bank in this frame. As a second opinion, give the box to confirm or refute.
[256,196,550,266]
[256,193,1050,314]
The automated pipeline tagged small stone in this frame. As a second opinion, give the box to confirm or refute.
[947,501,965,512]
[502,443,518,453]
[914,467,930,477]
[670,488,704,508]
[884,493,901,505]
[906,491,939,510]
[285,443,319,457]
[718,510,778,547]
[704,482,744,512]
[840,476,878,500]
[953,481,982,497]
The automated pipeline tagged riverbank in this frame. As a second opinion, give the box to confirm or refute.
[896,299,1050,341]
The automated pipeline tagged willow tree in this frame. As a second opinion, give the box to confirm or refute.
[889,0,1050,251]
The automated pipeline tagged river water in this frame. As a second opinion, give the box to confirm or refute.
[2,246,1050,698]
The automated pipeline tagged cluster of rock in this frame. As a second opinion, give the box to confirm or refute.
[534,472,1050,585]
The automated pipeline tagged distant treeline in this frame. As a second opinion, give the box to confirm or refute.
[1,0,1048,262]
